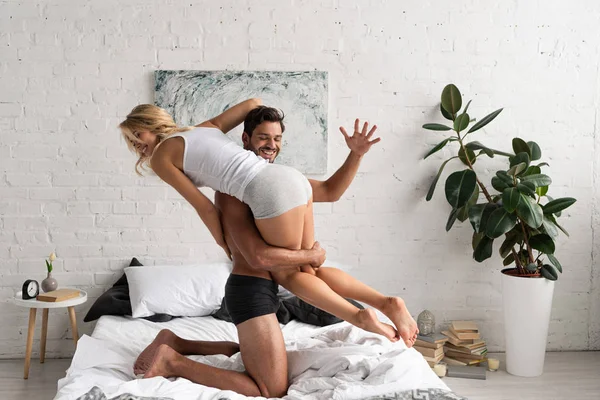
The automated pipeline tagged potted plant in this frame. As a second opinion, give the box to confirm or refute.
[422,84,576,377]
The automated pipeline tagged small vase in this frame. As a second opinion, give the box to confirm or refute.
[41,272,58,293]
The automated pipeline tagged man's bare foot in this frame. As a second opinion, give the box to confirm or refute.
[380,297,418,347]
[143,344,179,379]
[134,329,179,375]
[355,308,399,342]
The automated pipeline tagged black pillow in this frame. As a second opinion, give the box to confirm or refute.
[83,258,175,323]
[212,290,364,327]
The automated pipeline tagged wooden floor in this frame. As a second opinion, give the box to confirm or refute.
[1,352,599,399]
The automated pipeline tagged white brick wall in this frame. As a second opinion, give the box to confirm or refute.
[1,0,598,358]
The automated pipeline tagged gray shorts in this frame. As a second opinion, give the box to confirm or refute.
[243,164,312,219]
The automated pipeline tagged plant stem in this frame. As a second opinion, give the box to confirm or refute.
[511,248,525,274]
[520,220,535,264]
[456,133,494,202]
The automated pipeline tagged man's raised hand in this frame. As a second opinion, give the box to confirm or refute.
[339,119,382,156]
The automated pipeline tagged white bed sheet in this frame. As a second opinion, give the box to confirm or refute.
[55,315,451,400]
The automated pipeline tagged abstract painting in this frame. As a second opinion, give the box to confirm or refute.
[155,70,328,174]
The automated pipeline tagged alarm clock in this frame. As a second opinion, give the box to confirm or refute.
[22,279,40,300]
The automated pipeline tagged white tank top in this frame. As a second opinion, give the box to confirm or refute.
[168,127,268,201]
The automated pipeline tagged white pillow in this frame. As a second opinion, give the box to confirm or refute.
[125,262,231,318]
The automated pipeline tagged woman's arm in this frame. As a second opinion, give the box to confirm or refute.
[196,98,262,134]
[151,151,231,258]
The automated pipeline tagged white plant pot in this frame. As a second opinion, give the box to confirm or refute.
[501,269,555,377]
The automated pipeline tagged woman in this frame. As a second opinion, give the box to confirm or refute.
[119,98,418,346]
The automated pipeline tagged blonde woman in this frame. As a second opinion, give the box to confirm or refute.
[120,99,418,345]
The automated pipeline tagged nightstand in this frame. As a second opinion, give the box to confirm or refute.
[12,289,88,379]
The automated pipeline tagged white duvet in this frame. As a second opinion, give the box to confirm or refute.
[55,315,450,400]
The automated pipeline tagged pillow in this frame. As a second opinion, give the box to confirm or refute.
[126,262,231,318]
[84,258,175,323]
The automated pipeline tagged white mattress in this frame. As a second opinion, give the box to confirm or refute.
[55,315,452,400]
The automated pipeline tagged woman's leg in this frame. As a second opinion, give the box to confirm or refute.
[313,267,419,346]
[255,200,397,341]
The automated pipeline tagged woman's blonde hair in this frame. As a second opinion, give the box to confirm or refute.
[119,104,193,175]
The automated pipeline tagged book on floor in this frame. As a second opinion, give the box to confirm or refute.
[446,365,487,380]
[414,345,444,358]
[451,321,479,332]
[449,326,481,341]
[414,338,444,349]
[416,333,448,344]
[442,356,467,366]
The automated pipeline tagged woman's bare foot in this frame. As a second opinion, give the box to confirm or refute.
[143,344,179,379]
[134,329,179,375]
[355,308,399,342]
[380,297,418,347]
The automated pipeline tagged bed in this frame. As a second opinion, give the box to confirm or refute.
[54,314,467,400]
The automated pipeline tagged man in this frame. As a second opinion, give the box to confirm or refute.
[134,107,414,397]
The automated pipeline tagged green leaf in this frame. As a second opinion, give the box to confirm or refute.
[424,138,453,159]
[540,264,558,281]
[457,186,480,222]
[503,253,515,266]
[426,157,457,201]
[445,169,477,209]
[516,194,544,228]
[542,215,559,239]
[485,208,518,239]
[473,236,494,262]
[423,123,453,131]
[492,149,514,157]
[469,203,499,233]
[500,233,519,258]
[512,138,531,158]
[502,187,521,213]
[528,141,542,161]
[509,152,531,169]
[517,181,536,197]
[529,234,555,254]
[546,214,570,237]
[472,231,485,251]
[522,165,541,177]
[441,84,462,115]
[492,176,510,192]
[458,146,477,166]
[536,186,549,196]
[496,171,514,185]
[508,162,528,177]
[546,253,563,273]
[446,208,459,231]
[536,162,550,168]
[467,108,503,134]
[45,260,51,272]
[440,103,454,120]
[543,197,577,214]
[521,174,552,187]
[454,113,470,132]
[462,99,472,115]
[526,262,538,273]
[465,141,494,158]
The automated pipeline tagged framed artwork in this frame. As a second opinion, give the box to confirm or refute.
[155,70,328,174]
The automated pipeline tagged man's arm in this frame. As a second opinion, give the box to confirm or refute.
[310,119,381,203]
[215,193,325,271]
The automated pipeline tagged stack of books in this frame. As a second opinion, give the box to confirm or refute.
[441,321,488,366]
[414,333,448,367]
